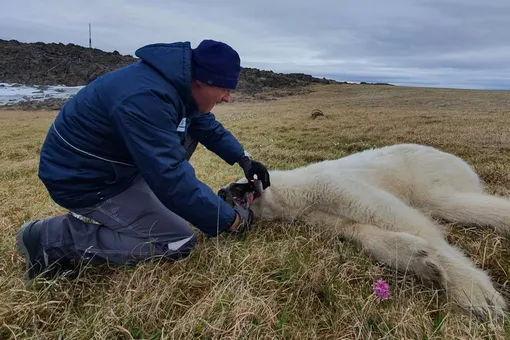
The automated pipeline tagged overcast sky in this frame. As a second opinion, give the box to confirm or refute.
[2,0,509,90]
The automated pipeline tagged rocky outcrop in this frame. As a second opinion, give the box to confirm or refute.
[0,39,135,86]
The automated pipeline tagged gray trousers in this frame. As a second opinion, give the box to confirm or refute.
[37,134,201,270]
[39,175,197,268]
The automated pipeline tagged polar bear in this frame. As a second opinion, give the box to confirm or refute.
[219,143,510,321]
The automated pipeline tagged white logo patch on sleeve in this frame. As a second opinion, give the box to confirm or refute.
[176,118,187,132]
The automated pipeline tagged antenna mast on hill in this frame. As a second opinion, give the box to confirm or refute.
[89,23,92,48]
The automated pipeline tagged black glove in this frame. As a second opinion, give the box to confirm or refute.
[228,204,254,234]
[238,155,271,189]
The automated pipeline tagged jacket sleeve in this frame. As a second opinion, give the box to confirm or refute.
[110,91,236,237]
[188,112,246,165]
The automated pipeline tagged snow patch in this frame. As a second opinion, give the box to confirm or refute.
[0,83,84,105]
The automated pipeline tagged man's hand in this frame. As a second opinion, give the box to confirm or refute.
[238,155,271,189]
[228,204,254,234]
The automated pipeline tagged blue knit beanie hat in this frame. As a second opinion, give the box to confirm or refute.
[191,39,241,90]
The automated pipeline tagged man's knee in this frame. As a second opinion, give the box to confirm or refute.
[163,232,197,260]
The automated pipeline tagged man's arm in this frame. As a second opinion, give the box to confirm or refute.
[189,112,271,189]
[188,112,246,165]
[110,91,238,237]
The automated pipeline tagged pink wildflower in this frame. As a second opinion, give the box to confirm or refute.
[373,279,390,300]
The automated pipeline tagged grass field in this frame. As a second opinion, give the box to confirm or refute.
[1,83,510,339]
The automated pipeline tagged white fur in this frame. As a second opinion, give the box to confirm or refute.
[227,143,509,321]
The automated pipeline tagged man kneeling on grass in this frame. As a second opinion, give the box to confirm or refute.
[16,39,271,283]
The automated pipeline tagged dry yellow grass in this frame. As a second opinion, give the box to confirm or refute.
[1,83,510,339]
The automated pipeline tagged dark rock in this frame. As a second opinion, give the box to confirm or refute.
[310,109,329,120]
[359,81,393,86]
[2,97,70,111]
[0,39,136,86]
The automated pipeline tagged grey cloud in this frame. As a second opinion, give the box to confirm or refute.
[1,0,509,89]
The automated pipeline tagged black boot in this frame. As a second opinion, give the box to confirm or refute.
[16,220,47,284]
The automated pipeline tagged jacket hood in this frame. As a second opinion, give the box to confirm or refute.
[135,42,193,103]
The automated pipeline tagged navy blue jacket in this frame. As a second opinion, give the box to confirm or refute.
[38,42,246,237]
